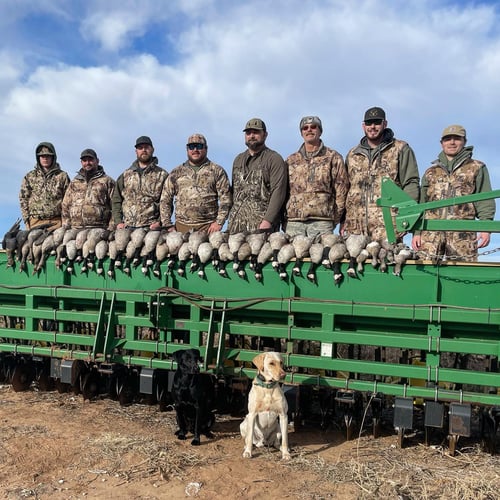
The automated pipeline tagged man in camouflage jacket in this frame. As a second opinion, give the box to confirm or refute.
[285,116,349,237]
[19,142,70,230]
[61,149,115,229]
[161,133,232,233]
[342,107,420,241]
[412,125,496,262]
[112,136,168,229]
[228,118,287,233]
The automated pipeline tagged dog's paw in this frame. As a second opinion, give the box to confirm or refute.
[191,437,201,446]
[242,450,252,458]
[281,449,291,461]
[204,431,214,439]
[175,430,187,440]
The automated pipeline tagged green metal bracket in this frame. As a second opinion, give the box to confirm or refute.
[377,177,500,243]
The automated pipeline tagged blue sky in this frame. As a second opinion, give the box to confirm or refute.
[1,0,499,260]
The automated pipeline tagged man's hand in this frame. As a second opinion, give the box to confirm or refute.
[208,222,222,234]
[411,235,421,251]
[477,232,491,248]
[258,219,272,231]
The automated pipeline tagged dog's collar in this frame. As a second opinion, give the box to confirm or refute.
[254,374,279,389]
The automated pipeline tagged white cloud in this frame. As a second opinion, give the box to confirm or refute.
[0,0,499,258]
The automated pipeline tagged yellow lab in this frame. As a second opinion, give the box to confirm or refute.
[240,351,290,460]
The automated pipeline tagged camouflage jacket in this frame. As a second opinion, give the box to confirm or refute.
[112,157,168,227]
[160,159,232,226]
[19,162,70,226]
[285,142,349,225]
[421,147,496,221]
[344,129,420,240]
[61,166,115,229]
[228,147,287,233]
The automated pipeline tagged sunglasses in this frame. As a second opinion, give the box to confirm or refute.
[187,143,205,150]
[364,119,383,126]
[302,124,318,131]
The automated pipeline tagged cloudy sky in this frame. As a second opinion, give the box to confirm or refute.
[1,0,499,260]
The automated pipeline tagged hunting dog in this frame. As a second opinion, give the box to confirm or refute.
[172,348,215,446]
[240,351,291,460]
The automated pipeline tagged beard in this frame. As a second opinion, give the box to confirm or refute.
[245,138,265,151]
[138,152,153,164]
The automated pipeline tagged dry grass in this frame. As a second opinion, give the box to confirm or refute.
[285,440,500,499]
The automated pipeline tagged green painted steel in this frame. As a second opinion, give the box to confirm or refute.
[1,252,500,405]
[378,177,500,243]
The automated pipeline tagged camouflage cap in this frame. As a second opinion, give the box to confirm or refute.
[80,148,97,159]
[243,118,266,132]
[135,135,153,147]
[299,116,323,132]
[364,107,386,121]
[37,146,54,156]
[441,124,466,139]
[187,133,207,145]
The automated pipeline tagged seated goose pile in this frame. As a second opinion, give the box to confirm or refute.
[1,226,416,282]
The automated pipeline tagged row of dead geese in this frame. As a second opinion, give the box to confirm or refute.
[2,220,415,283]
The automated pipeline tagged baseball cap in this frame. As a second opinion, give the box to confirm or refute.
[299,116,323,131]
[135,136,153,147]
[37,146,54,156]
[243,118,266,132]
[187,133,207,145]
[364,107,386,122]
[441,124,466,139]
[80,148,97,159]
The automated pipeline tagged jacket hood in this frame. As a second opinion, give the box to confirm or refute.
[35,142,59,169]
[437,145,474,171]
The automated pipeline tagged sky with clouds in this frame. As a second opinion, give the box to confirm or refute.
[1,0,499,260]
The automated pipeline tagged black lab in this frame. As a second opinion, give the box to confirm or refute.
[172,348,216,445]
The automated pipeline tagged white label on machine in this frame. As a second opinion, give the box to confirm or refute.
[321,343,333,357]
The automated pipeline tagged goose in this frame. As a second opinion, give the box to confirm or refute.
[216,242,233,278]
[291,234,314,276]
[277,243,296,280]
[306,242,324,283]
[197,241,214,279]
[246,231,267,270]
[254,241,273,282]
[268,232,289,271]
[328,240,347,284]
[345,234,369,278]
[320,233,341,268]
[228,232,247,271]
[94,239,108,276]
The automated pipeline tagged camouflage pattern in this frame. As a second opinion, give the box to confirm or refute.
[112,158,168,227]
[285,142,349,226]
[19,142,70,229]
[228,147,287,233]
[344,130,419,241]
[285,220,333,238]
[418,156,488,261]
[61,166,115,229]
[160,160,232,227]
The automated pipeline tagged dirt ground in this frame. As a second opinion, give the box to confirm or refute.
[1,384,500,500]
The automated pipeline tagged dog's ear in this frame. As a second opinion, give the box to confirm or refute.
[252,353,266,372]
[172,350,182,363]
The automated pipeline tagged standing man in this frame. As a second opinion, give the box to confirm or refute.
[161,133,232,233]
[412,125,495,261]
[61,149,115,229]
[342,107,420,241]
[228,118,287,233]
[112,136,168,230]
[19,142,70,230]
[285,116,349,237]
